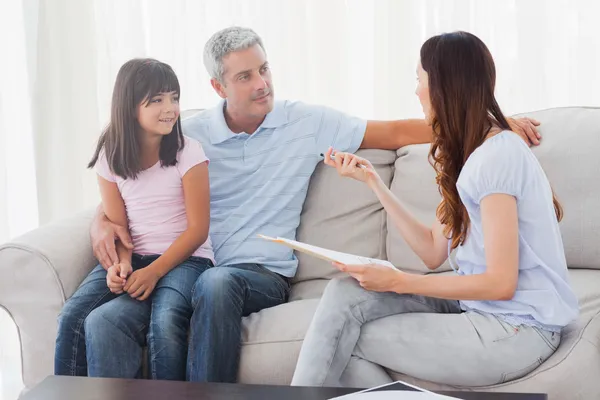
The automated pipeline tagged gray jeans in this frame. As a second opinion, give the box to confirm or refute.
[291,277,560,388]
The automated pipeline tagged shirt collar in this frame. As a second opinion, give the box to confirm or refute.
[209,99,287,144]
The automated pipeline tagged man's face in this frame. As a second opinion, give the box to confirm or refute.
[212,44,274,119]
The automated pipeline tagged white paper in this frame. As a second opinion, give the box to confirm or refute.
[258,235,396,269]
[330,381,459,399]
[332,393,455,400]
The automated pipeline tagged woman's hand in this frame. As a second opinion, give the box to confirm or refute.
[323,147,381,186]
[333,262,406,293]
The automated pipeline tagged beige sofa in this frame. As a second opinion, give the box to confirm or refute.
[1,107,599,399]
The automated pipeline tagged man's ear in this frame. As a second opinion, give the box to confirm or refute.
[210,78,227,99]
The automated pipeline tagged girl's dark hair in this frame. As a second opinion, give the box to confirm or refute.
[88,58,184,179]
[421,31,563,249]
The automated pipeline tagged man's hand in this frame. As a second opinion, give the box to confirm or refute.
[106,262,133,294]
[508,117,541,146]
[332,262,405,293]
[91,213,133,269]
[124,267,161,301]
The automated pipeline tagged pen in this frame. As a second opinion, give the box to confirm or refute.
[319,153,368,169]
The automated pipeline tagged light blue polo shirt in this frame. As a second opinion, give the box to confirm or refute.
[182,100,366,277]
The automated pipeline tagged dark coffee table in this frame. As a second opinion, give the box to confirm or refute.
[21,376,547,400]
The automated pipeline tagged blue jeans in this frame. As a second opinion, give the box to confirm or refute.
[186,263,291,382]
[54,254,213,380]
[55,263,119,376]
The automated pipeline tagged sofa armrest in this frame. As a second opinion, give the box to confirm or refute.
[0,208,97,389]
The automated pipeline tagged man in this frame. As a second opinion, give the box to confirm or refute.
[86,27,540,382]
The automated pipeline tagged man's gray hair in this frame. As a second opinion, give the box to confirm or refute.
[203,26,266,83]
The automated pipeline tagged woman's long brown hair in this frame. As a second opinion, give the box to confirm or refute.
[421,32,563,250]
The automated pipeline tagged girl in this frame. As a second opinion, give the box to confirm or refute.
[55,58,213,381]
[291,32,579,388]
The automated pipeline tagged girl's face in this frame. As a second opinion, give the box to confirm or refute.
[415,61,433,125]
[137,91,180,136]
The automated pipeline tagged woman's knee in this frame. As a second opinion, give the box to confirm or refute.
[321,276,363,305]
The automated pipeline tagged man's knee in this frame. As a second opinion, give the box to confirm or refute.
[191,268,242,307]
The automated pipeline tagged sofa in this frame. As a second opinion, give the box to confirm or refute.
[1,106,599,399]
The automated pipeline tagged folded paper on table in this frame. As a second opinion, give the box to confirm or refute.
[331,393,457,399]
[258,234,396,269]
[330,380,459,399]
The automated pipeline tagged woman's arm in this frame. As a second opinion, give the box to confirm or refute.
[97,176,132,267]
[344,193,519,301]
[369,178,448,270]
[146,162,210,279]
[397,193,519,300]
[324,149,448,269]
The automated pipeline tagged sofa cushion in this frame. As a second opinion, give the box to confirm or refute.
[519,107,600,270]
[289,279,330,301]
[387,107,600,272]
[294,149,397,283]
[387,143,450,273]
[238,298,320,384]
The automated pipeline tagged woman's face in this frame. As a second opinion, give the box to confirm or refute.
[416,61,432,125]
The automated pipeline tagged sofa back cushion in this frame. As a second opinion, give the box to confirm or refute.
[387,107,600,272]
[386,144,452,273]
[524,107,600,269]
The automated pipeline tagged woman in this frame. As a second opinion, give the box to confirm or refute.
[291,31,579,388]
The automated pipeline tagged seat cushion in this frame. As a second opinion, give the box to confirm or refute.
[238,298,321,384]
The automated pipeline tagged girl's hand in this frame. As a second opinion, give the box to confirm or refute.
[106,262,132,294]
[124,266,160,301]
[323,147,381,186]
[332,262,406,293]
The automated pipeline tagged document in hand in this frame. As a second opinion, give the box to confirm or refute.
[257,234,396,269]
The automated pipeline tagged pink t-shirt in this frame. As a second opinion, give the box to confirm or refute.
[95,136,214,263]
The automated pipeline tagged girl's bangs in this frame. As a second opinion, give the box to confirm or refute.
[139,62,181,104]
